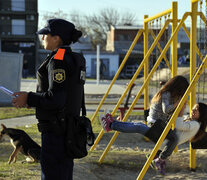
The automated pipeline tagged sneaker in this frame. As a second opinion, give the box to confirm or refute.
[105,113,114,122]
[100,113,114,132]
[146,154,157,169]
[153,157,166,175]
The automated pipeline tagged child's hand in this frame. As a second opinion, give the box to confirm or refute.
[117,116,121,121]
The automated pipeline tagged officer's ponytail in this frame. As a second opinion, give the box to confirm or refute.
[71,29,82,43]
[63,29,82,45]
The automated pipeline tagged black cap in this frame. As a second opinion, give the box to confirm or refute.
[37,19,79,44]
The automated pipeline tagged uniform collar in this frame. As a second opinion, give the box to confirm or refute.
[53,45,72,54]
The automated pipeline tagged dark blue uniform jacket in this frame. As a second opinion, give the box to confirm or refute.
[27,46,85,132]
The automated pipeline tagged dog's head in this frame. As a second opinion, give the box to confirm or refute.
[0,124,8,141]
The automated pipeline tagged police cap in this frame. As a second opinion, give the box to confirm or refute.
[37,19,81,44]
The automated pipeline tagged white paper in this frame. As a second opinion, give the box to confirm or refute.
[0,86,14,97]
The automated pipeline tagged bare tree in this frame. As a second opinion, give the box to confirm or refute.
[85,8,136,49]
[40,8,137,50]
[40,10,69,27]
[69,11,89,36]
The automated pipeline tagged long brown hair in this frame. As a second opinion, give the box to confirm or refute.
[191,102,207,142]
[151,75,189,104]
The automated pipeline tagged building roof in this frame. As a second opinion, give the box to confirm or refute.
[82,51,119,55]
[112,25,143,30]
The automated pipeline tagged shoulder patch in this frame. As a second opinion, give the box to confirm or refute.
[53,69,66,83]
[54,48,65,60]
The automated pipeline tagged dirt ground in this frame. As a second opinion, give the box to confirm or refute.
[74,129,207,180]
[65,68,207,179]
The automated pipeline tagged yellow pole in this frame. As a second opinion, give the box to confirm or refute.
[92,19,172,153]
[198,12,207,26]
[90,30,144,151]
[99,14,190,164]
[182,23,204,60]
[190,0,198,170]
[90,29,143,124]
[172,1,178,77]
[144,8,172,23]
[150,29,172,71]
[136,12,191,179]
[144,15,149,118]
[98,19,172,163]
[171,1,178,152]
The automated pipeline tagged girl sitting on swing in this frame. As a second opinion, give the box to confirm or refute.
[100,75,189,174]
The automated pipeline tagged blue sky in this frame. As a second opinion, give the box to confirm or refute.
[38,0,203,27]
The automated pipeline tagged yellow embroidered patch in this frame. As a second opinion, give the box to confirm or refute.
[53,69,66,83]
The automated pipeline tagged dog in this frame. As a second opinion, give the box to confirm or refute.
[0,124,41,164]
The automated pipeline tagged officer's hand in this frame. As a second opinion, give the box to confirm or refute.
[12,92,28,108]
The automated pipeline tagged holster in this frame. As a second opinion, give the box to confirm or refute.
[38,110,66,135]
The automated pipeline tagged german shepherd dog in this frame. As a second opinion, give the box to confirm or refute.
[0,124,41,164]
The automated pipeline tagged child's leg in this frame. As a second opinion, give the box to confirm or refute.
[159,129,178,160]
[111,121,149,135]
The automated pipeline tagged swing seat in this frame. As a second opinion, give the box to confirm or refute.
[191,132,207,149]
[145,119,172,143]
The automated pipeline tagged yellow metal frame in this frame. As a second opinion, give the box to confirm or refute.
[149,29,172,70]
[171,3,178,153]
[90,29,144,125]
[144,15,149,117]
[90,29,144,151]
[90,0,207,178]
[137,55,207,179]
[171,1,178,77]
[98,10,191,164]
[91,16,174,152]
[137,0,206,179]
[182,23,205,60]
[189,0,198,170]
[91,19,172,153]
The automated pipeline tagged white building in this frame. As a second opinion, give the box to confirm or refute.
[83,51,119,79]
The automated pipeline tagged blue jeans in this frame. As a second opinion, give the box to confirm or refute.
[111,121,149,135]
[41,132,74,180]
[111,120,178,160]
[159,129,178,159]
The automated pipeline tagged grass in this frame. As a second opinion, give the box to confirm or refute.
[2,113,202,179]
[0,105,145,179]
[0,107,35,120]
[0,112,146,179]
[0,114,101,179]
[0,124,41,180]
[0,117,137,180]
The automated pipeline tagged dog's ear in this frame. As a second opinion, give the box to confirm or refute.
[1,124,7,130]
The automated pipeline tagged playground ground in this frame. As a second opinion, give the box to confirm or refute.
[1,68,207,179]
[74,131,207,180]
[1,116,207,180]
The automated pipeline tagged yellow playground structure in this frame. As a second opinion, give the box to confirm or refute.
[90,0,207,179]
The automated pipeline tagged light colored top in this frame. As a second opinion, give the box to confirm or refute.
[175,116,200,145]
[161,116,200,149]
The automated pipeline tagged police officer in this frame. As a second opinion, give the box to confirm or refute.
[12,19,85,180]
